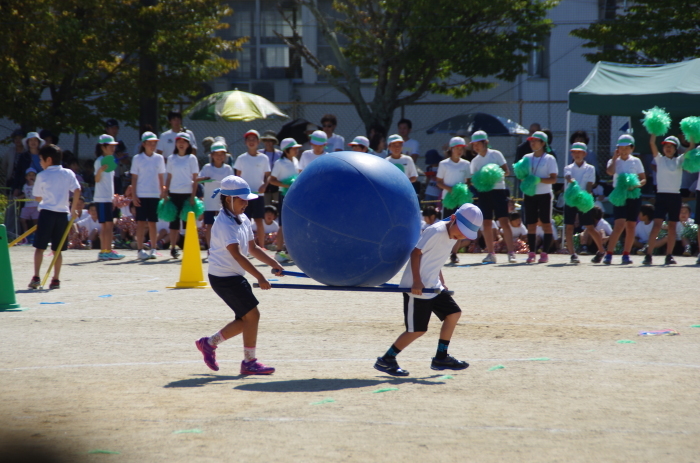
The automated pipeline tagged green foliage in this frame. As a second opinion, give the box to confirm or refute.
[280,0,557,132]
[471,163,504,193]
[0,0,242,136]
[443,183,473,209]
[571,1,700,64]
[641,107,671,137]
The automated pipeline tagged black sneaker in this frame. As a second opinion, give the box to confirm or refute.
[591,252,604,264]
[374,357,409,376]
[642,254,652,266]
[450,253,460,264]
[430,355,469,371]
[170,247,181,259]
[570,254,580,264]
[665,255,677,265]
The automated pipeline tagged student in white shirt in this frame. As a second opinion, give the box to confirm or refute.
[130,132,167,260]
[93,134,125,261]
[198,142,234,249]
[156,110,197,156]
[398,118,420,164]
[348,136,371,154]
[603,134,646,265]
[298,130,328,171]
[385,134,418,182]
[165,132,200,259]
[436,137,471,264]
[234,130,271,250]
[268,138,301,262]
[634,204,658,254]
[579,206,612,254]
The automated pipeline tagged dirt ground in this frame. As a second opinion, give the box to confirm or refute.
[1,246,698,462]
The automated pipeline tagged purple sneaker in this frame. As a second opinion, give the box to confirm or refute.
[240,359,275,375]
[195,337,219,371]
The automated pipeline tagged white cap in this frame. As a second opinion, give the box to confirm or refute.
[244,129,260,140]
[175,132,191,143]
[449,137,466,148]
[141,131,159,142]
[454,203,483,240]
[280,138,302,151]
[309,130,328,145]
[348,136,370,148]
[387,134,404,145]
[98,134,119,145]
[212,175,259,200]
[210,142,227,152]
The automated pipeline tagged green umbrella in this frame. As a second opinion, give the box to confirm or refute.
[186,89,288,122]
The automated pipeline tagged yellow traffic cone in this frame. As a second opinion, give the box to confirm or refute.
[168,211,209,289]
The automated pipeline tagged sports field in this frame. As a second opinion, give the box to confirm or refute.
[1,246,698,462]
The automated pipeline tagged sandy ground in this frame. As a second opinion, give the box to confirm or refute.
[1,246,699,462]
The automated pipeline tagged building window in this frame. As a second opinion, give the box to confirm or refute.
[528,35,550,78]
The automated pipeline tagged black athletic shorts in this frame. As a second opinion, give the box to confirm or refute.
[613,197,642,222]
[203,210,218,225]
[246,196,265,220]
[34,209,69,252]
[564,205,594,226]
[168,192,190,230]
[209,274,259,319]
[653,192,681,222]
[403,291,461,333]
[524,193,552,225]
[135,197,159,222]
[476,188,509,221]
[95,202,114,224]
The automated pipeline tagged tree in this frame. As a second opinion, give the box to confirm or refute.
[571,0,700,64]
[277,0,557,134]
[0,0,244,137]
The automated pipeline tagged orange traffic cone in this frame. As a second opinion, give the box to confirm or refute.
[168,211,209,289]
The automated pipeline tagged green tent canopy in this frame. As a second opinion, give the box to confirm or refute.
[569,59,700,118]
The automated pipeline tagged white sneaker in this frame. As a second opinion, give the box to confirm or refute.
[482,253,497,264]
[149,249,157,259]
[274,251,290,263]
[507,252,517,263]
[137,249,150,260]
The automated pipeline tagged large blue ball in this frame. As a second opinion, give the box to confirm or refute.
[283,152,421,287]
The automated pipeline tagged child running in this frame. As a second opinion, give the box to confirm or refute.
[195,175,284,375]
[644,134,684,265]
[94,134,125,261]
[563,142,604,264]
[198,141,234,251]
[374,203,484,376]
[28,144,81,289]
[603,134,646,265]
[165,132,200,259]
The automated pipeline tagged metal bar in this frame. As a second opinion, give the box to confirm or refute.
[255,282,452,295]
[274,269,398,287]
[40,216,76,289]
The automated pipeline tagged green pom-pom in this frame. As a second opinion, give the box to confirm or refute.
[641,106,671,137]
[680,116,700,144]
[520,174,540,196]
[683,148,700,173]
[279,175,297,196]
[443,183,473,209]
[471,163,504,192]
[157,198,178,222]
[608,186,628,207]
[513,157,530,180]
[180,197,205,222]
[564,180,595,213]
[609,173,641,206]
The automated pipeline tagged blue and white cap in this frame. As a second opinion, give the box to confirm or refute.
[454,203,483,240]
[212,175,259,200]
[309,130,328,146]
[617,134,635,146]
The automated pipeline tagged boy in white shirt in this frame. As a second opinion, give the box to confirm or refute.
[374,204,483,377]
[28,145,81,290]
[234,130,271,249]
[385,134,418,183]
[634,204,659,255]
[94,134,125,261]
[436,137,471,263]
[298,130,328,171]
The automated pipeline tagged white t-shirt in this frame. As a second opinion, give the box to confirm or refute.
[298,150,324,171]
[33,166,81,213]
[523,153,558,195]
[437,158,471,198]
[200,163,234,211]
[166,154,199,194]
[271,157,299,183]
[596,218,613,236]
[251,219,280,234]
[564,161,595,190]
[207,210,254,277]
[77,215,101,234]
[635,220,654,243]
[325,134,345,152]
[607,155,644,188]
[234,153,270,193]
[130,153,166,198]
[470,149,508,190]
[506,223,528,239]
[22,183,38,208]
[399,220,454,300]
[653,153,684,194]
[403,139,420,158]
[156,129,197,155]
[93,156,115,203]
[385,154,418,180]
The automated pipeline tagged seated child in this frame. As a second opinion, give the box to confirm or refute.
[421,206,438,231]
[634,204,658,255]
[495,212,529,254]
[76,203,102,249]
[535,219,559,253]
[251,205,280,248]
[579,206,612,254]
[677,203,697,256]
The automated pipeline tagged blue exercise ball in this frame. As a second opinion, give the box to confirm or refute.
[283,152,421,287]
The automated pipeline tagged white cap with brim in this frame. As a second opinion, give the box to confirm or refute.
[470,131,488,143]
[280,138,303,151]
[449,137,466,148]
[348,136,370,148]
[309,130,328,145]
[454,203,483,240]
[662,136,679,146]
[387,134,404,145]
[570,142,587,151]
[22,132,45,150]
[211,175,258,200]
[98,134,119,145]
[210,142,227,153]
[141,131,159,142]
[175,132,191,143]
[617,134,635,146]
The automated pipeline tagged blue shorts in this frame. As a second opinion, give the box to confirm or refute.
[95,202,114,224]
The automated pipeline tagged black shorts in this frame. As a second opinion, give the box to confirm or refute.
[135,197,159,222]
[476,188,509,221]
[203,210,218,225]
[564,205,594,226]
[524,193,552,225]
[654,193,681,222]
[168,192,190,230]
[95,202,114,224]
[246,196,265,220]
[403,291,461,333]
[613,197,642,222]
[209,274,259,319]
[34,209,69,251]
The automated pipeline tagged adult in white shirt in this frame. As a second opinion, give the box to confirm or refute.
[156,110,198,156]
[234,130,271,249]
[298,130,328,171]
[268,138,301,261]
[385,134,418,182]
[398,118,420,164]
[321,114,345,152]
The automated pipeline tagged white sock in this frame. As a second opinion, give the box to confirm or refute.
[208,331,225,347]
[244,346,256,362]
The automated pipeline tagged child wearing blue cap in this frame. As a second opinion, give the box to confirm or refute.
[603,134,646,265]
[195,175,284,375]
[374,203,483,376]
